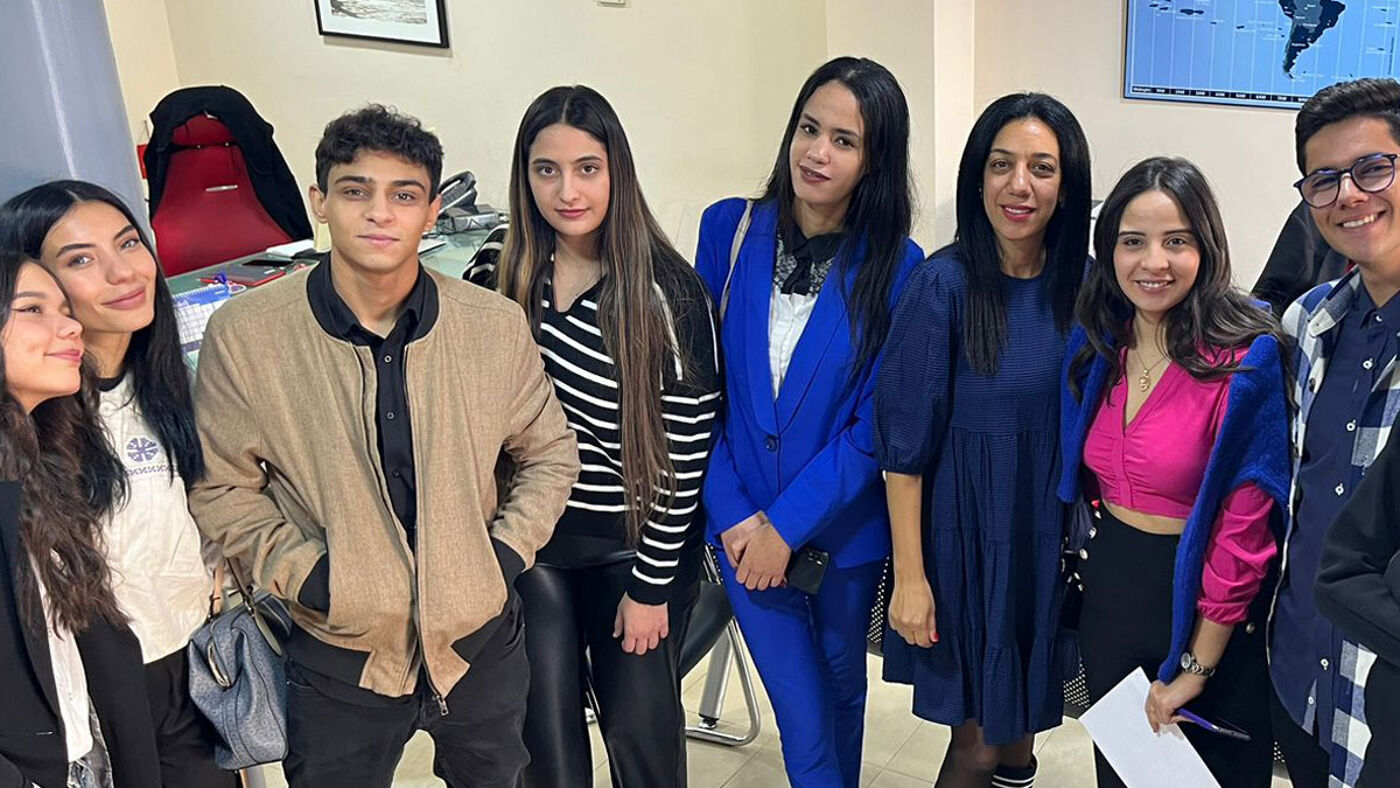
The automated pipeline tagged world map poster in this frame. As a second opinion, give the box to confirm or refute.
[1124,0,1400,109]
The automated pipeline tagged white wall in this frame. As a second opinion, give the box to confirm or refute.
[930,0,976,249]
[824,0,940,250]
[101,0,180,144]
[101,0,1303,276]
[105,0,829,258]
[973,0,1296,284]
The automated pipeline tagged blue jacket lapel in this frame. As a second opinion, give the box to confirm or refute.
[737,203,779,435]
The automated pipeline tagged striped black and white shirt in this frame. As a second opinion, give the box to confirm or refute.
[470,259,720,604]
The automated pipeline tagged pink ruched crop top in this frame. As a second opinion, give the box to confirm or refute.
[1083,350,1277,625]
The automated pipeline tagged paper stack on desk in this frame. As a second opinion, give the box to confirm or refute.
[1078,668,1221,788]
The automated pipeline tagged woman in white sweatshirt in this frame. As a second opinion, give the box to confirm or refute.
[1,180,233,787]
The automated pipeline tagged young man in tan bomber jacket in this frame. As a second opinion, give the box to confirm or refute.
[188,106,579,787]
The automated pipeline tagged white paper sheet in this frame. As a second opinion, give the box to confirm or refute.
[1078,668,1221,788]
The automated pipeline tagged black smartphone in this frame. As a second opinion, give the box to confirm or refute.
[786,547,830,595]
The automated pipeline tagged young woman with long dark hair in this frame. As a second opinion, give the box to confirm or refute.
[473,85,719,787]
[0,249,160,788]
[694,57,923,787]
[2,181,229,787]
[873,92,1092,788]
[1059,157,1290,787]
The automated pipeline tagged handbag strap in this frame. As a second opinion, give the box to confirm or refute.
[207,562,226,618]
[216,558,287,658]
[223,558,257,610]
[719,199,753,322]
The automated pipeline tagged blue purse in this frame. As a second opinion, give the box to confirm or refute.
[187,561,293,770]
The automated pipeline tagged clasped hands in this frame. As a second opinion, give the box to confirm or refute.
[720,511,792,591]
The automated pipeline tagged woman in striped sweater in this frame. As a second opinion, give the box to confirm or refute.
[471,85,719,788]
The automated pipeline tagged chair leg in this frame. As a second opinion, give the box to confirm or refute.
[685,620,762,747]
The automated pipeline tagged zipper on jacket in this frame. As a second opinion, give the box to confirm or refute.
[355,344,438,704]
[400,342,450,717]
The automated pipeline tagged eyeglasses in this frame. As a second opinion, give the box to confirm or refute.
[1294,152,1399,208]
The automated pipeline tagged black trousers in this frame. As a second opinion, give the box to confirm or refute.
[1269,683,1329,788]
[1077,506,1273,788]
[518,555,700,788]
[144,648,237,787]
[1359,658,1400,787]
[282,597,530,788]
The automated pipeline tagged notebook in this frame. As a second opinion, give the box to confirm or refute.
[174,280,244,361]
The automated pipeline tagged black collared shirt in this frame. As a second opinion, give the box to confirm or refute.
[307,258,438,548]
[774,221,844,295]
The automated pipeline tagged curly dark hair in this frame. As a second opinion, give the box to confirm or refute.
[0,251,126,634]
[314,104,444,196]
[1295,78,1400,173]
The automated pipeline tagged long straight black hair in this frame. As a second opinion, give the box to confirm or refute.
[1069,156,1284,398]
[951,92,1092,375]
[0,251,127,633]
[761,56,914,374]
[499,85,700,545]
[1,180,205,486]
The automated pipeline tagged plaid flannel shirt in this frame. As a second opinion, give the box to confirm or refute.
[1280,268,1395,788]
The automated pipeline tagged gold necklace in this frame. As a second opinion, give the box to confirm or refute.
[1131,349,1170,392]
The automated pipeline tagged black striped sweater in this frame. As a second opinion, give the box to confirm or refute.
[470,260,720,603]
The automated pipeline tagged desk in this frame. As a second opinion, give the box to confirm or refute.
[170,230,493,367]
[166,229,493,295]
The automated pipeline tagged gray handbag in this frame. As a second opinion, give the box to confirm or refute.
[187,561,293,770]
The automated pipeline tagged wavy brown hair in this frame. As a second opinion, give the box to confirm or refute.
[1069,157,1284,399]
[0,252,126,633]
[498,85,701,544]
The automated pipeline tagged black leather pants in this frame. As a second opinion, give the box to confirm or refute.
[518,554,700,788]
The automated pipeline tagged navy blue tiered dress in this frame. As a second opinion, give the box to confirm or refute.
[873,247,1068,745]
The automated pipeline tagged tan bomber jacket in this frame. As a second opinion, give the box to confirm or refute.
[188,266,578,698]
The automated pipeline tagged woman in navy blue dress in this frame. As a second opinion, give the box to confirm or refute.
[874,93,1092,788]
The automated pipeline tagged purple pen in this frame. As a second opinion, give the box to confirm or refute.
[1176,708,1252,742]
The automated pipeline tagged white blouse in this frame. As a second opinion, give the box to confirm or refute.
[768,288,821,398]
[33,565,94,761]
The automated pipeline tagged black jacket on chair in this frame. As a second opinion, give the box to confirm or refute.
[144,85,312,242]
[0,482,160,788]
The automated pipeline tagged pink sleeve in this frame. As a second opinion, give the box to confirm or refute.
[1197,483,1277,625]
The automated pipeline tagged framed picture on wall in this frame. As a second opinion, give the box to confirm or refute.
[314,0,448,48]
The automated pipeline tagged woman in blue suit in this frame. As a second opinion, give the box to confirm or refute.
[694,56,922,788]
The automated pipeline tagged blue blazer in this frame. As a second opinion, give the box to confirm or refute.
[695,197,923,568]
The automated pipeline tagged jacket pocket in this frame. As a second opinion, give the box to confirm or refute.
[296,552,331,614]
[449,539,523,664]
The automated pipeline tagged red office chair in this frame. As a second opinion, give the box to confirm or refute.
[149,114,293,276]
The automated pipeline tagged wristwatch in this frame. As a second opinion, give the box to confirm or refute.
[1180,651,1217,678]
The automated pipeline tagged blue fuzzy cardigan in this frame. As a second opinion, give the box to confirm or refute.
[1057,326,1292,682]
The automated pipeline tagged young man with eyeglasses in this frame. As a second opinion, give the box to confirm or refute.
[1274,77,1400,788]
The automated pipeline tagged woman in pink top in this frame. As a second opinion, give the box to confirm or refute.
[1060,157,1291,788]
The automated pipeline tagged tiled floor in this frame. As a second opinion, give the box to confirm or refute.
[257,652,1294,787]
